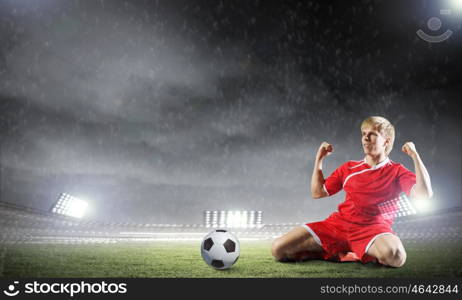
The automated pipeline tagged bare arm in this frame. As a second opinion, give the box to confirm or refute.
[402,142,433,199]
[311,142,333,199]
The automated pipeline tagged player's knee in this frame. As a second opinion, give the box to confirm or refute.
[391,248,407,267]
[271,238,286,261]
[382,247,406,268]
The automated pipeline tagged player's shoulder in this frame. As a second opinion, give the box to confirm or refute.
[387,159,412,171]
[387,159,405,168]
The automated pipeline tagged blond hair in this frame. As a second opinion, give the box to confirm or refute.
[361,116,395,155]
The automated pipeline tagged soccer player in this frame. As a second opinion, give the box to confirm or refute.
[271,116,433,267]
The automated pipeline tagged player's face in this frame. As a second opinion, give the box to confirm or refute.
[361,126,388,156]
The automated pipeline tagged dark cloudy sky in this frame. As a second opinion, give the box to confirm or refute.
[0,0,461,223]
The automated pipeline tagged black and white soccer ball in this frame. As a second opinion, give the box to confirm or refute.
[200,229,240,270]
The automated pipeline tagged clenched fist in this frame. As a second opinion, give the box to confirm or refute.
[316,142,334,160]
[402,141,418,158]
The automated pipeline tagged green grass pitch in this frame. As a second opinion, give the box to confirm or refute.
[1,240,462,278]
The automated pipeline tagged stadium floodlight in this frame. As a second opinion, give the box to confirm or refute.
[204,211,211,228]
[51,193,88,218]
[256,211,262,227]
[203,210,263,228]
[378,193,417,220]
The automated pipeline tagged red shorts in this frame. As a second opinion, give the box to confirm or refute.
[303,212,395,263]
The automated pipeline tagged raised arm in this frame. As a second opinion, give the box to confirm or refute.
[402,142,433,199]
[311,142,333,199]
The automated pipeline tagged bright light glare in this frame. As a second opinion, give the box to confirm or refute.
[204,210,262,228]
[413,197,433,213]
[451,0,462,9]
[67,198,88,218]
[226,211,242,228]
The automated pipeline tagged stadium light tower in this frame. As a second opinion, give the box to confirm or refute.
[378,193,418,220]
[204,210,263,228]
[51,193,88,218]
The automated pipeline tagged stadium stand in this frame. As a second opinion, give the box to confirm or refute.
[1,201,461,244]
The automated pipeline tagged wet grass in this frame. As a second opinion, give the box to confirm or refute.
[1,240,461,278]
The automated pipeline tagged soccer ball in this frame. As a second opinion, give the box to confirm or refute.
[200,229,240,270]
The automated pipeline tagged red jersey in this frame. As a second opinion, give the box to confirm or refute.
[323,158,416,225]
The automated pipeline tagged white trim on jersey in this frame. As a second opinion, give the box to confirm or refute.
[364,232,395,254]
[363,157,390,169]
[302,224,323,246]
[323,184,330,196]
[348,161,366,169]
[343,157,390,188]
